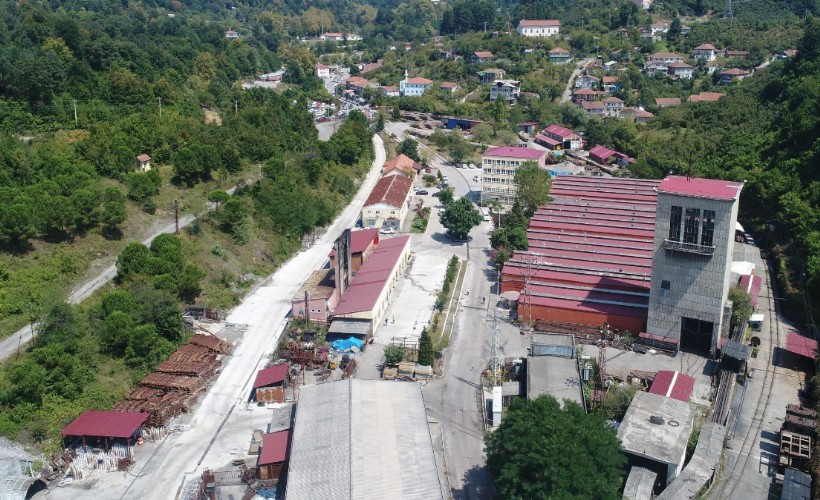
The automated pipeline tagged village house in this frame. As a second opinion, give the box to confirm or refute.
[319,32,362,41]
[648,52,684,64]
[632,109,654,124]
[632,0,653,10]
[381,154,422,179]
[667,62,694,79]
[725,50,749,59]
[601,76,619,93]
[541,124,583,150]
[575,74,600,89]
[489,80,521,104]
[705,60,724,74]
[361,175,413,230]
[477,68,506,83]
[344,76,373,96]
[720,68,750,85]
[639,27,656,42]
[687,92,726,103]
[572,88,597,103]
[225,29,239,39]
[655,97,682,108]
[399,71,433,96]
[602,96,624,117]
[439,82,460,93]
[135,154,151,172]
[644,61,669,77]
[316,63,330,79]
[681,25,692,35]
[581,100,606,117]
[693,44,718,61]
[380,86,399,97]
[548,47,571,64]
[516,20,561,37]
[471,51,495,64]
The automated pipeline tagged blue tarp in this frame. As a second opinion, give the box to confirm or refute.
[332,337,363,352]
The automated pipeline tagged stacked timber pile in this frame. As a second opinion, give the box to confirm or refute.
[533,320,605,345]
[112,333,233,427]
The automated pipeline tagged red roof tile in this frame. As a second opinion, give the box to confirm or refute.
[474,51,494,58]
[405,77,432,85]
[484,146,546,160]
[649,371,695,402]
[329,228,379,259]
[382,154,421,176]
[657,175,743,201]
[137,154,151,162]
[364,175,413,209]
[258,429,292,465]
[519,20,560,27]
[694,44,717,51]
[655,97,681,106]
[253,364,289,389]
[334,236,410,315]
[63,411,149,438]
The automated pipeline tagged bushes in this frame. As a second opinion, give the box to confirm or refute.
[384,345,405,364]
[435,255,460,311]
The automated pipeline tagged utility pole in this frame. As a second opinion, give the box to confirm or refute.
[73,99,78,124]
[484,21,488,34]
[173,199,180,235]
[158,97,162,118]
[304,291,310,327]
[235,100,238,114]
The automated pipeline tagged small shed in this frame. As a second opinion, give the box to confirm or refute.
[62,411,149,459]
[749,313,764,331]
[649,371,695,403]
[257,429,292,482]
[252,364,289,403]
[782,467,812,500]
[135,154,151,172]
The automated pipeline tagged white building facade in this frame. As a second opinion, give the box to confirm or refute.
[516,20,560,37]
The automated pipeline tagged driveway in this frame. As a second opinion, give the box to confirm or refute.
[560,58,594,103]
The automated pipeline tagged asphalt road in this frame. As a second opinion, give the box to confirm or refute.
[0,180,250,363]
[560,58,595,103]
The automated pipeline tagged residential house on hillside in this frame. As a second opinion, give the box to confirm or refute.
[573,88,597,102]
[693,44,718,61]
[581,100,606,117]
[651,22,670,35]
[516,20,560,37]
[601,76,619,93]
[667,62,694,79]
[477,68,506,83]
[489,80,521,103]
[632,0,653,10]
[725,50,749,59]
[648,52,684,64]
[381,154,422,179]
[361,175,413,230]
[575,75,600,89]
[439,82,460,93]
[472,51,495,64]
[705,61,723,74]
[399,71,433,96]
[644,61,669,77]
[359,59,384,74]
[655,97,681,108]
[316,63,330,78]
[639,27,656,42]
[720,68,750,85]
[380,86,399,97]
[778,49,798,59]
[320,32,362,41]
[602,96,624,118]
[225,29,239,39]
[548,47,571,64]
[687,92,725,103]
[632,109,654,124]
[681,25,692,35]
[542,124,582,150]
[135,154,151,172]
[345,76,373,96]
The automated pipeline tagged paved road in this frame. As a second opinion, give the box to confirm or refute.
[560,58,594,103]
[0,179,252,362]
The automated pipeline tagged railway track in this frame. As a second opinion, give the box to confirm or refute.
[709,262,782,497]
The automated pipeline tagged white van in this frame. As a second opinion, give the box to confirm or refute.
[481,207,491,222]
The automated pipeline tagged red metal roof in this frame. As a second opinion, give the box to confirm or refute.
[258,429,292,466]
[649,371,695,402]
[253,364,289,389]
[658,175,743,201]
[329,228,379,259]
[503,263,650,291]
[364,175,413,209]
[333,236,410,315]
[535,134,561,146]
[739,274,762,309]
[786,332,817,360]
[544,124,578,139]
[62,411,149,438]
[589,144,616,161]
[524,294,648,318]
[483,146,546,160]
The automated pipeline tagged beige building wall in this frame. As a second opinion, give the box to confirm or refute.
[481,153,547,205]
[361,200,409,230]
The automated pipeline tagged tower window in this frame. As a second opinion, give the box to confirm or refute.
[701,210,715,247]
[683,208,701,244]
[669,206,682,241]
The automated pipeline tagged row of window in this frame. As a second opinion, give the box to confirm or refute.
[484,177,514,185]
[669,206,716,247]
[483,159,524,167]
[483,169,518,176]
[371,210,398,215]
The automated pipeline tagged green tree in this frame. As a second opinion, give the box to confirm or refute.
[728,286,753,325]
[126,173,159,201]
[667,17,682,43]
[448,133,472,164]
[101,187,127,228]
[392,106,401,120]
[492,97,508,130]
[208,190,230,207]
[116,242,154,280]
[375,112,385,132]
[440,197,482,240]
[439,186,455,205]
[515,161,552,217]
[397,138,421,161]
[471,124,493,144]
[486,395,626,499]
[384,344,405,365]
[417,327,434,366]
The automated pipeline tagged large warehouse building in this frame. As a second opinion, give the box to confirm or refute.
[501,175,742,353]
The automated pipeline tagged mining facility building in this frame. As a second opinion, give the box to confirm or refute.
[501,175,743,354]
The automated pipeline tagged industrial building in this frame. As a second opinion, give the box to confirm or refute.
[328,235,411,343]
[285,379,442,500]
[618,391,695,486]
[526,334,584,408]
[501,175,744,353]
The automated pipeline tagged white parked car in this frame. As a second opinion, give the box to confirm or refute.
[380,227,396,235]
[468,163,476,169]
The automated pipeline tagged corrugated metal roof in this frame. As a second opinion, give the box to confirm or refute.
[483,146,546,160]
[657,175,743,201]
[721,339,751,361]
[739,274,762,309]
[286,379,442,500]
[782,467,812,500]
[327,318,371,336]
[333,236,410,315]
[649,371,695,402]
[786,331,817,360]
[258,429,291,466]
[253,364,288,389]
[62,411,148,439]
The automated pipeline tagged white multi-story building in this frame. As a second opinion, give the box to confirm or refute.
[481,146,548,205]
[516,20,560,37]
[399,70,433,97]
[489,80,521,104]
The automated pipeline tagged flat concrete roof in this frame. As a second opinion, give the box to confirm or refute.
[526,355,583,406]
[286,379,442,500]
[618,391,694,467]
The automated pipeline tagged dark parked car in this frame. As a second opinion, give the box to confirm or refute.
[431,191,441,197]
[416,189,429,195]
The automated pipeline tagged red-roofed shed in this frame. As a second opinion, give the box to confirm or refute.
[786,331,817,360]
[253,364,289,403]
[589,144,617,165]
[739,274,762,309]
[257,429,292,481]
[649,371,695,402]
[63,411,149,458]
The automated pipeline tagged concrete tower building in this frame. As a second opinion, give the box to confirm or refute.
[647,176,744,354]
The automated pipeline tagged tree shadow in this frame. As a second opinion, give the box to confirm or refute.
[102,226,123,241]
[451,465,495,500]
[0,239,35,256]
